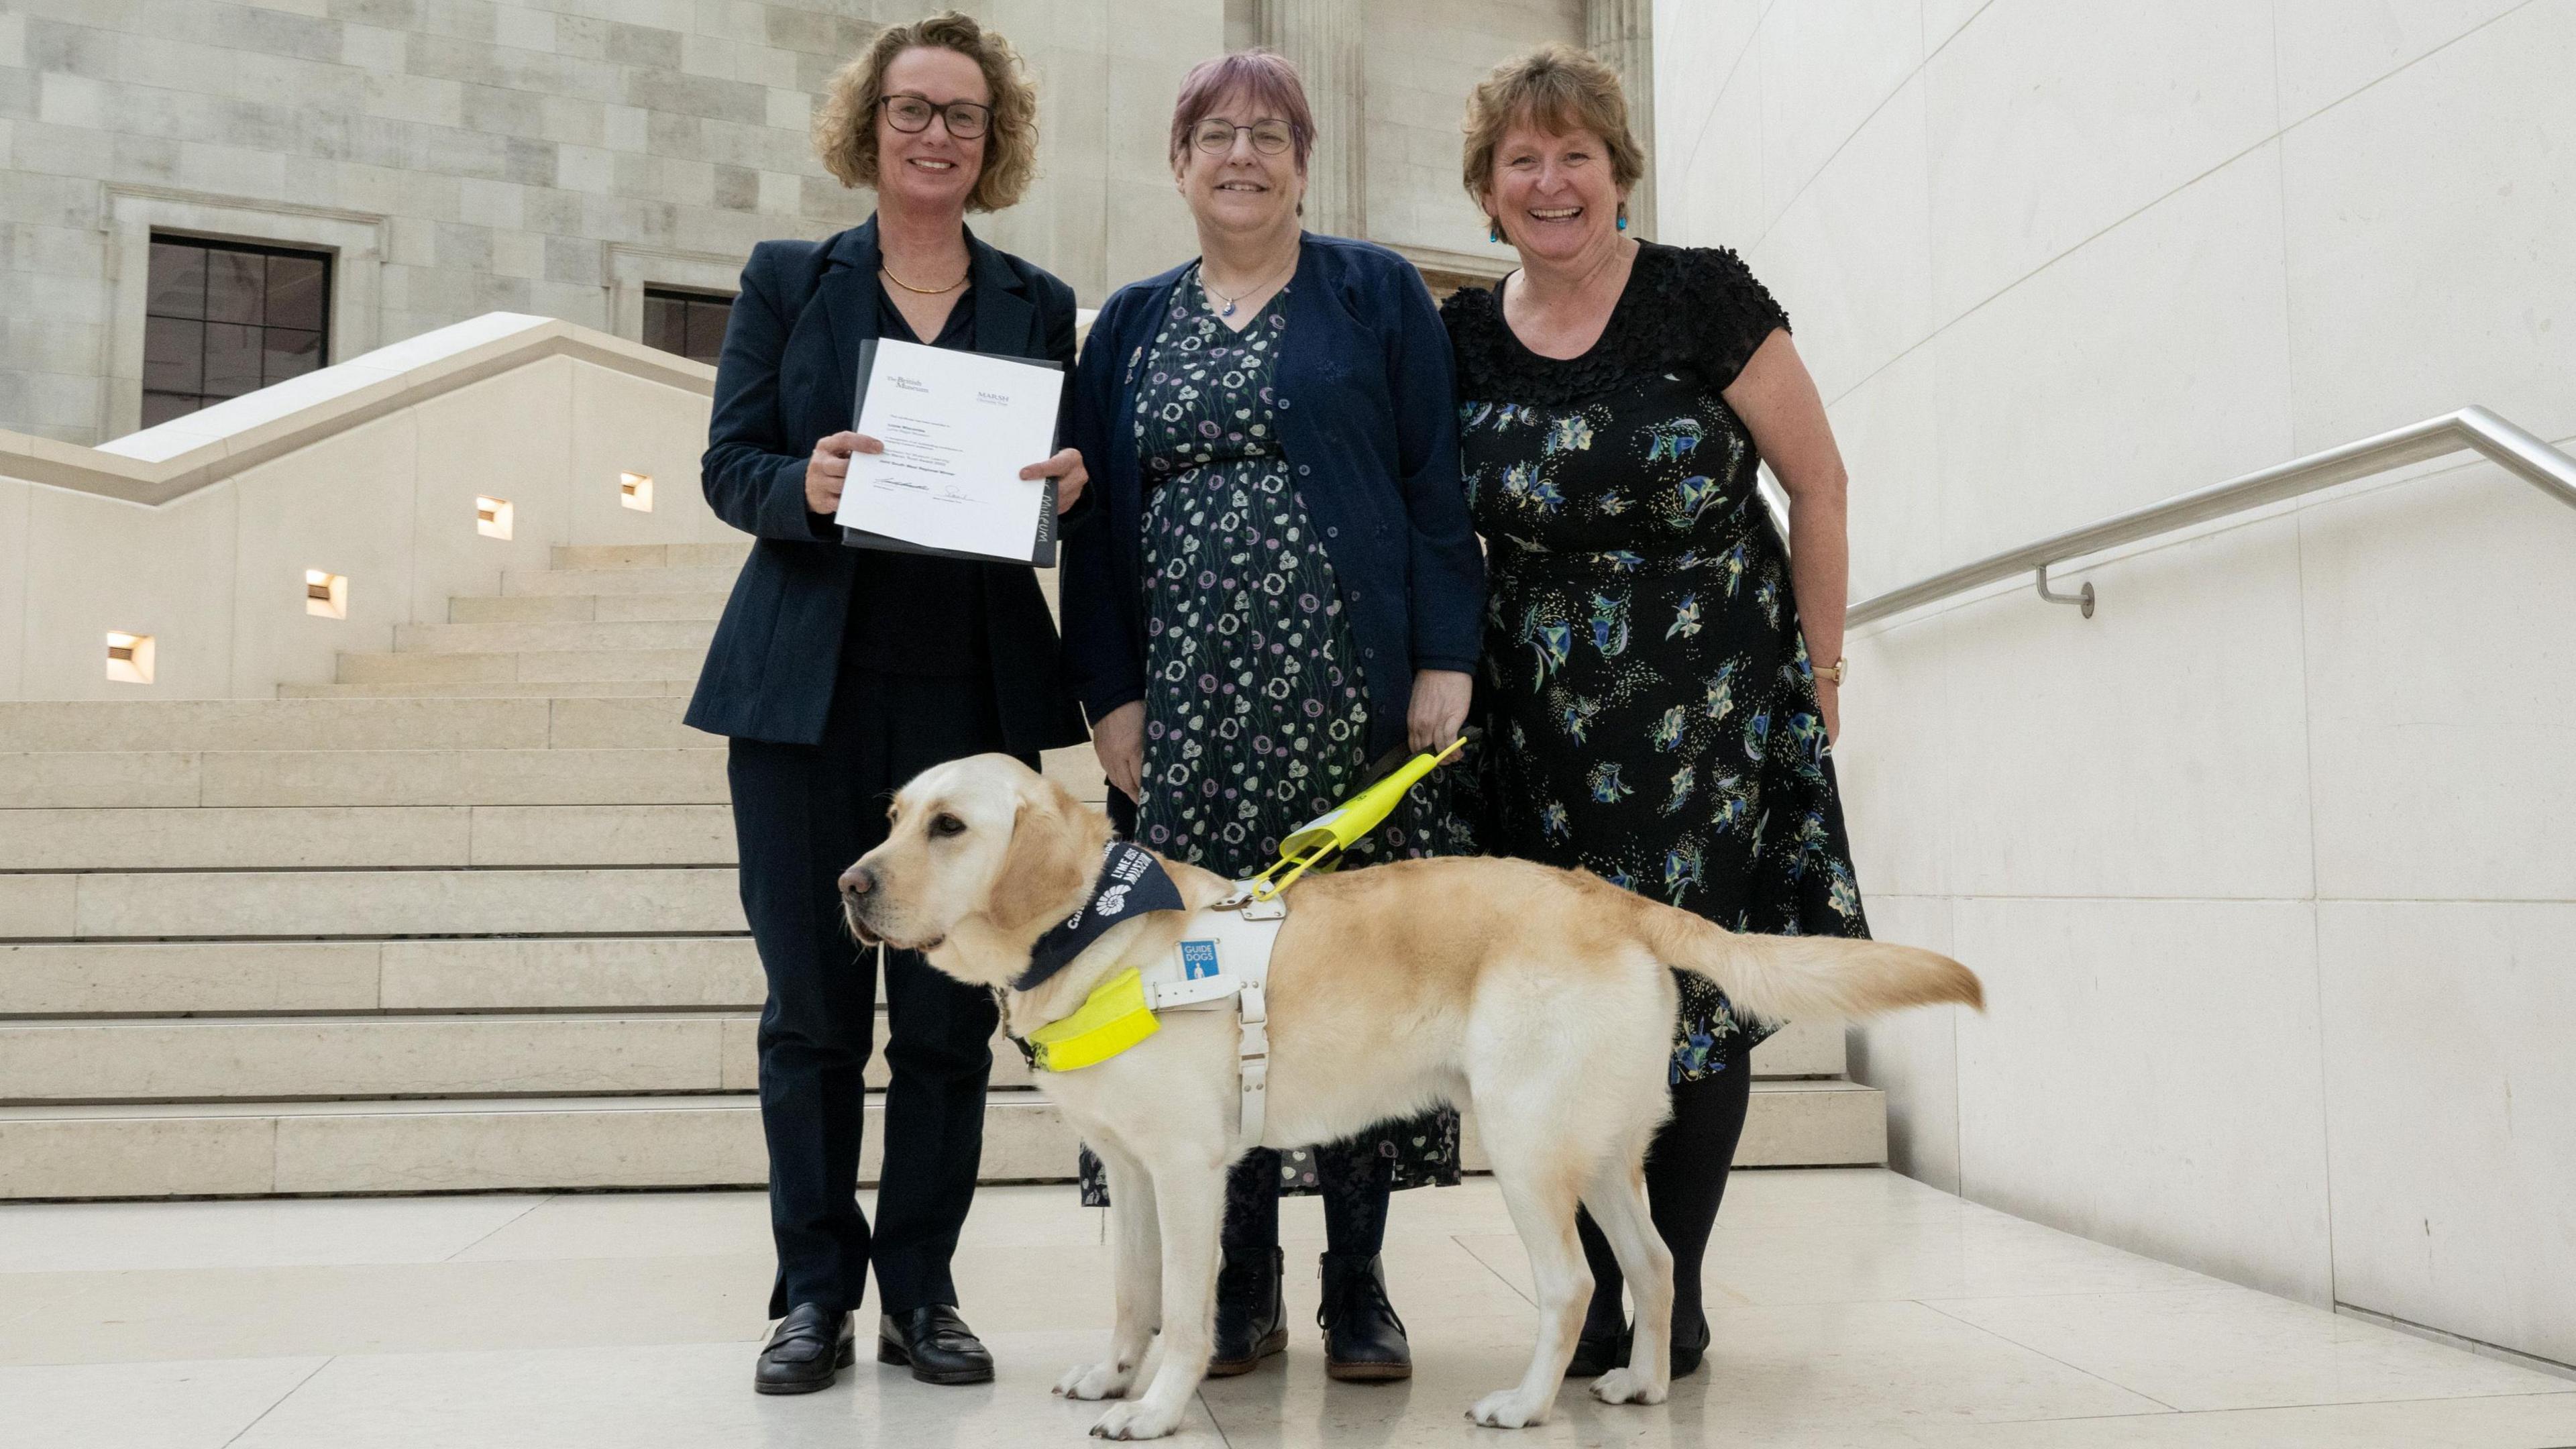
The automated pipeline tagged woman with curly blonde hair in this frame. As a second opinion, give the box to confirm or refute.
[686,9,1089,1397]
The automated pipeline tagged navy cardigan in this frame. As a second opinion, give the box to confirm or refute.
[682,219,1088,752]
[1059,233,1486,759]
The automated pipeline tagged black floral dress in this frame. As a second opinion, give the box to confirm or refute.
[1442,242,1870,1084]
[1077,266,1464,1205]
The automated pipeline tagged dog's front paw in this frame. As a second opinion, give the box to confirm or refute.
[1054,1358,1135,1401]
[1589,1367,1668,1405]
[1466,1388,1552,1429]
[1089,1400,1183,1440]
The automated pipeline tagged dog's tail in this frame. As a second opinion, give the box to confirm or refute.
[1612,885,1982,1020]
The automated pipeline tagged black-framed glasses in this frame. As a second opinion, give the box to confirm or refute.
[1190,117,1295,156]
[879,93,991,140]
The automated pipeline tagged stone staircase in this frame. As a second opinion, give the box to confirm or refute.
[0,542,1890,1199]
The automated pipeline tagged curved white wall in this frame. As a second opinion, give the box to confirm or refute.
[0,315,734,702]
[1655,0,2576,1371]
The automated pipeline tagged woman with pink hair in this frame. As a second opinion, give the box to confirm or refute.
[1060,50,1487,1384]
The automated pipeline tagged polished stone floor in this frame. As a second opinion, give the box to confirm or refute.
[3,1169,2571,1448]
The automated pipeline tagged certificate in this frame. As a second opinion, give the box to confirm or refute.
[836,337,1066,566]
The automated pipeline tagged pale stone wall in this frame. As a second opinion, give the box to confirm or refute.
[0,0,1620,447]
[1360,0,1581,260]
[0,0,1220,446]
[1655,0,2576,1372]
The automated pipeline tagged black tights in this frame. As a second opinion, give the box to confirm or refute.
[1574,1063,1754,1336]
[1221,1141,1393,1272]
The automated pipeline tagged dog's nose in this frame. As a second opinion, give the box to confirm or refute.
[840,864,877,898]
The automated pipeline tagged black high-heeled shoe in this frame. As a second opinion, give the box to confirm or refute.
[1670,1307,1711,1377]
[1566,1311,1712,1379]
[1564,1321,1628,1379]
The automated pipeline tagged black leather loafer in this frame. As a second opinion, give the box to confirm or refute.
[1207,1245,1287,1376]
[1565,1322,1628,1379]
[1317,1251,1411,1382]
[877,1305,996,1385]
[754,1303,853,1395]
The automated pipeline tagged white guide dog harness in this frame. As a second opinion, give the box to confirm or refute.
[1019,875,1288,1145]
[1140,883,1287,1144]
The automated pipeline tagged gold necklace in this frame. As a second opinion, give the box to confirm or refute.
[881,259,968,294]
[1201,253,1297,318]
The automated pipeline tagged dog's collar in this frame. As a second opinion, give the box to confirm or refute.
[1012,841,1185,991]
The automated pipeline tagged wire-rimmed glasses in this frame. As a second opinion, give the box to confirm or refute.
[1190,118,1295,156]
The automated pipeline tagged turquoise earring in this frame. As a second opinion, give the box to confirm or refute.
[1616,203,1629,232]
[1489,219,1503,244]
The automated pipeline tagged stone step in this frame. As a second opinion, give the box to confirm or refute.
[504,564,745,597]
[337,647,708,686]
[1458,1079,1886,1173]
[0,804,735,871]
[0,698,559,753]
[449,592,731,623]
[0,747,724,810]
[0,1091,1066,1198]
[279,679,699,698]
[0,938,762,1016]
[550,543,751,571]
[0,1012,1037,1102]
[2,867,743,940]
[0,936,1845,1071]
[0,731,1108,805]
[392,619,717,655]
[0,1079,1872,1199]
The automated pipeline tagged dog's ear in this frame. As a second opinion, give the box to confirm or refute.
[985,776,1095,936]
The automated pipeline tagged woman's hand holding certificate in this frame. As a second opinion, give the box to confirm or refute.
[833,338,1073,566]
[807,432,1081,519]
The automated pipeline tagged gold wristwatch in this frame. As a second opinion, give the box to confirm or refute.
[1817,657,1847,687]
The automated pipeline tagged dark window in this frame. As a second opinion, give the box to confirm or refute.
[643,286,735,366]
[142,236,332,427]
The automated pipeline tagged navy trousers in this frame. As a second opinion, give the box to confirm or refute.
[728,669,1024,1318]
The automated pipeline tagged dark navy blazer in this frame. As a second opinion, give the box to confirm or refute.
[1059,233,1486,759]
[683,219,1088,752]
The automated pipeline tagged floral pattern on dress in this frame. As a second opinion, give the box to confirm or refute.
[1444,243,1872,1085]
[1077,266,1464,1206]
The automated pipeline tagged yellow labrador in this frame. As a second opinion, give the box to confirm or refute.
[843,754,1980,1439]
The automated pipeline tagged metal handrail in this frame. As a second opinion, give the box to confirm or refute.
[1848,406,2576,627]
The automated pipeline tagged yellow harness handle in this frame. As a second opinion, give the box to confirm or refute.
[1240,734,1468,902]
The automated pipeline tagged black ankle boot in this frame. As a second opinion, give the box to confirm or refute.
[1316,1251,1411,1382]
[1208,1245,1287,1376]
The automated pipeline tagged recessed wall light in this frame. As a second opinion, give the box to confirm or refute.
[105,631,156,684]
[475,496,513,539]
[305,570,349,620]
[619,472,653,512]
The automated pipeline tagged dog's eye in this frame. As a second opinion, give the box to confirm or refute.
[930,814,967,839]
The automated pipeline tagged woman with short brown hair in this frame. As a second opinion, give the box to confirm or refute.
[1444,41,1873,1379]
[688,9,1088,1397]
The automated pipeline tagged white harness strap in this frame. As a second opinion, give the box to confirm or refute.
[1136,882,1287,1145]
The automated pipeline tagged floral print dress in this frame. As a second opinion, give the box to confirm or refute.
[1442,242,1870,1083]
[1077,265,1463,1205]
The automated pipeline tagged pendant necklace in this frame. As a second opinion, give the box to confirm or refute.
[1203,252,1296,318]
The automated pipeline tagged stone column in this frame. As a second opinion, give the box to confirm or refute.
[1254,0,1368,239]
[1585,0,1656,239]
